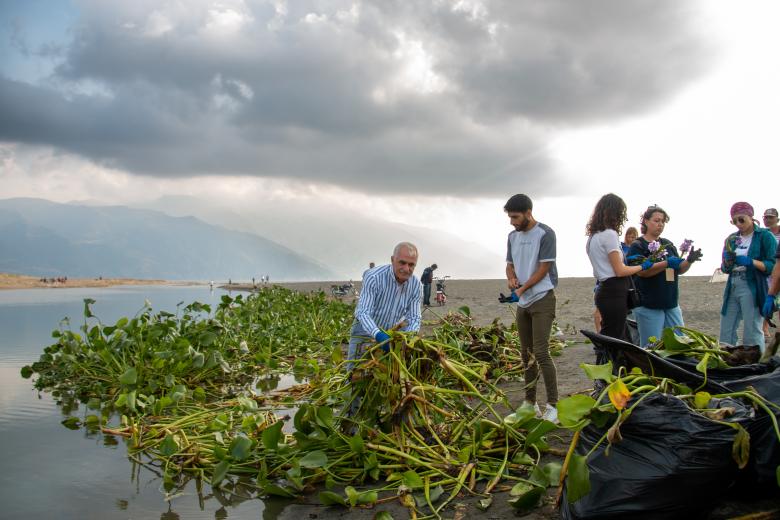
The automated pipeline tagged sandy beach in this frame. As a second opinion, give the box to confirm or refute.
[0,272,199,290]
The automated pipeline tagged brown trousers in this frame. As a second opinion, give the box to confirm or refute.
[515,290,559,404]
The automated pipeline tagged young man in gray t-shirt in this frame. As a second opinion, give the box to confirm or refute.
[504,194,559,423]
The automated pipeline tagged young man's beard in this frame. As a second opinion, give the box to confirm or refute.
[515,219,531,232]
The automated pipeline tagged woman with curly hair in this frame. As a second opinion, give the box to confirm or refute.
[586,194,653,353]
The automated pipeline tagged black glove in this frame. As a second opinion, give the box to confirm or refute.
[686,248,703,263]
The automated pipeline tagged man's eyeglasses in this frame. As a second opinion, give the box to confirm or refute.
[763,215,778,219]
[731,216,748,225]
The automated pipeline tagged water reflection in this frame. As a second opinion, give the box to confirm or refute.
[0,285,311,519]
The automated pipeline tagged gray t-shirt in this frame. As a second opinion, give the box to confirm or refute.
[506,222,558,307]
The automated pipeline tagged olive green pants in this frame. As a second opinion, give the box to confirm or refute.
[515,290,559,404]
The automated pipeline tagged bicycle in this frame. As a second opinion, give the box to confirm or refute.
[434,276,450,306]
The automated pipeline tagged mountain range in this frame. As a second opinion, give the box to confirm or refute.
[0,198,332,280]
[0,197,502,281]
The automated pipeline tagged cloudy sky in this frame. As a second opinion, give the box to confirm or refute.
[2,0,779,278]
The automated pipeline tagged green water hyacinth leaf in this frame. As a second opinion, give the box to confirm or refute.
[525,419,557,447]
[262,420,284,450]
[508,485,544,512]
[579,362,615,383]
[373,512,394,520]
[732,425,750,469]
[299,450,328,468]
[566,454,591,503]
[557,395,596,430]
[315,406,334,429]
[263,483,298,498]
[694,391,712,409]
[20,365,33,379]
[510,481,534,496]
[695,353,711,374]
[211,460,231,487]
[229,436,252,461]
[84,414,100,426]
[120,367,137,385]
[476,496,493,511]
[402,470,424,489]
[529,462,562,487]
[160,434,179,457]
[349,434,364,455]
[61,416,80,429]
[512,452,534,465]
[319,491,347,506]
[83,298,96,318]
[504,401,537,427]
[199,331,217,347]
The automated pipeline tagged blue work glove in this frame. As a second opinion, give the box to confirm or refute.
[762,295,777,319]
[667,256,683,270]
[374,330,391,352]
[641,259,654,271]
[735,255,753,267]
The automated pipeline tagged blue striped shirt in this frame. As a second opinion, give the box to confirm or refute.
[354,264,422,338]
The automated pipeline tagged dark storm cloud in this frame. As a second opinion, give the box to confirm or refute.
[0,0,712,195]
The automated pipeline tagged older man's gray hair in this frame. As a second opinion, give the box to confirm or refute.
[393,242,418,258]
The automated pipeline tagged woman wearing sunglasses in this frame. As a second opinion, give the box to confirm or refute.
[720,202,777,353]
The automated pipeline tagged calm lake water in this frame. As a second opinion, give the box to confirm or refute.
[0,285,294,520]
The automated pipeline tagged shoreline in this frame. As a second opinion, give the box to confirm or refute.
[0,272,202,290]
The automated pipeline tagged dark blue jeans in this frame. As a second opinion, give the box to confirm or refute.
[423,283,432,305]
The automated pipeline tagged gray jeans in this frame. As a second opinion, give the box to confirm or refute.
[515,290,559,404]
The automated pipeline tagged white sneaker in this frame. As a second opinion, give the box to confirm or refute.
[541,403,559,424]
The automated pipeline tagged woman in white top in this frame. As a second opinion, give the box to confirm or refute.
[586,194,653,357]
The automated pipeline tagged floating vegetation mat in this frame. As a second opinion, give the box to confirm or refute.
[23,287,575,517]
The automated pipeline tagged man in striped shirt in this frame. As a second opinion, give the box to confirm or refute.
[347,242,422,371]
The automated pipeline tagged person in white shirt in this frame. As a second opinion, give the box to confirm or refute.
[586,194,652,358]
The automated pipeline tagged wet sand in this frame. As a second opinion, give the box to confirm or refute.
[0,272,197,290]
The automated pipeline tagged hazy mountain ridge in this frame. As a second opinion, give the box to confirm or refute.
[0,198,334,281]
[139,195,504,279]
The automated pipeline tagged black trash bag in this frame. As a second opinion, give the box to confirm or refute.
[660,356,780,385]
[580,329,731,393]
[561,393,750,520]
[721,367,780,490]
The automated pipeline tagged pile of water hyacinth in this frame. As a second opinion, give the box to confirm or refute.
[24,287,779,517]
[22,287,571,517]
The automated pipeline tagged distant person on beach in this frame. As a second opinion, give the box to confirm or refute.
[504,193,559,422]
[628,205,702,347]
[720,202,777,354]
[764,208,780,241]
[362,262,375,279]
[344,242,421,415]
[420,263,437,306]
[621,227,638,256]
[586,194,653,352]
